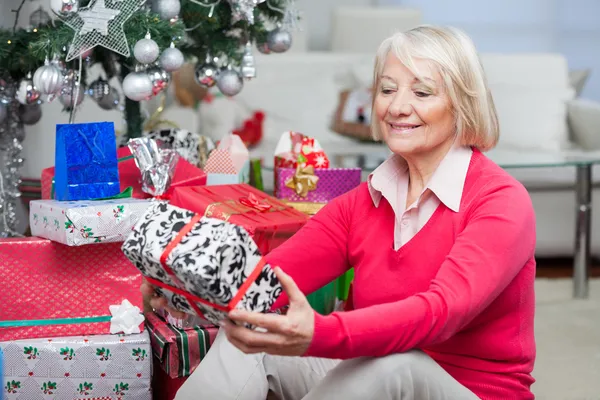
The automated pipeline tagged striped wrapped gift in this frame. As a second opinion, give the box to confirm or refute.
[145,312,218,378]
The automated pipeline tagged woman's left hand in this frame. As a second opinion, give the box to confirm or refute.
[221,267,315,357]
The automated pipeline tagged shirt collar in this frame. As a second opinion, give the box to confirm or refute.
[367,143,472,212]
[427,143,472,212]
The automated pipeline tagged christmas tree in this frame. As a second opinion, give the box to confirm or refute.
[0,0,295,138]
[0,0,297,236]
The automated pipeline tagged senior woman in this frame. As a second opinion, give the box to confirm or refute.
[145,25,536,400]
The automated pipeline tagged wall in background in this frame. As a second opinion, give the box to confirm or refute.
[377,0,600,101]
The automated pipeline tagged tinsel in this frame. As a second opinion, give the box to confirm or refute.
[0,80,24,237]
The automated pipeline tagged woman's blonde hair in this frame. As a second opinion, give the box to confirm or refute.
[371,25,499,151]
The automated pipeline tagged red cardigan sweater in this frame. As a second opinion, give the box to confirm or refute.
[268,150,537,399]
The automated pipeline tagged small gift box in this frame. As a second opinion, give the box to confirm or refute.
[41,143,207,200]
[0,330,152,399]
[121,202,283,326]
[275,165,362,203]
[203,134,250,185]
[168,183,308,255]
[273,131,330,170]
[146,312,218,378]
[0,238,144,341]
[29,198,152,246]
[54,122,120,201]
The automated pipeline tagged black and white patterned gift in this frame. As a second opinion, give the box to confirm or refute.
[121,201,282,326]
[143,128,215,168]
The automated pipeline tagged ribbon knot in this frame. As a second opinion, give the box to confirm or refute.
[284,165,319,197]
[238,192,272,212]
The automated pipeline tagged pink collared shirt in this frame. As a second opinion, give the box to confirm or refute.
[368,145,473,250]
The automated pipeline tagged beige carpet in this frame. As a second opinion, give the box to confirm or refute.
[533,278,600,399]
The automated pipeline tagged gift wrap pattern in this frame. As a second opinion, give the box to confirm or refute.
[275,167,363,203]
[0,331,152,399]
[121,202,282,325]
[29,199,152,246]
[143,128,203,167]
[146,312,218,378]
[0,238,143,341]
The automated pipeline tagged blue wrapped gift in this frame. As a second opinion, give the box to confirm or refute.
[54,122,120,201]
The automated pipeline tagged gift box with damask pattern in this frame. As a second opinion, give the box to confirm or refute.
[0,330,152,399]
[0,238,144,341]
[121,202,283,326]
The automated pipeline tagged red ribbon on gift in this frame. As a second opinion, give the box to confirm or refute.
[147,212,269,319]
[238,192,272,212]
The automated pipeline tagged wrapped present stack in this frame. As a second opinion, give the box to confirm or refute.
[0,122,172,400]
[273,131,362,214]
[6,119,364,398]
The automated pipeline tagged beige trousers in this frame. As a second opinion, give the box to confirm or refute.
[175,329,479,400]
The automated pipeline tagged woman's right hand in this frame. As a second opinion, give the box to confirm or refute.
[140,279,187,319]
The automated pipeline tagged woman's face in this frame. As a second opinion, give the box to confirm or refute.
[374,54,456,157]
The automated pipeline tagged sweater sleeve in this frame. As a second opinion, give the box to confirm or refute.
[266,188,356,310]
[305,181,536,359]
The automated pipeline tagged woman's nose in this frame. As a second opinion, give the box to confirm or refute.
[387,92,412,117]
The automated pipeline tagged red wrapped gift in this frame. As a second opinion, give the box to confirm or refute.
[168,184,308,255]
[273,132,330,170]
[0,238,143,341]
[153,361,188,400]
[41,147,207,200]
[146,312,218,379]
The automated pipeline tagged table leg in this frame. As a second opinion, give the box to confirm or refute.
[573,164,592,299]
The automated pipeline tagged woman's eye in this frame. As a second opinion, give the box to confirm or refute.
[414,91,431,98]
[381,88,395,95]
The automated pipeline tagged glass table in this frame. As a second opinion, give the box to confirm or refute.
[324,147,600,299]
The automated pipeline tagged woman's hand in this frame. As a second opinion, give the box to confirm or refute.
[221,267,315,357]
[140,279,187,319]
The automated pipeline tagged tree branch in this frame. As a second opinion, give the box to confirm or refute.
[12,0,27,34]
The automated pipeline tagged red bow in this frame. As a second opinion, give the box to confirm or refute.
[238,193,272,212]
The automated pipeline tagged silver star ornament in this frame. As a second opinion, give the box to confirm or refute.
[63,0,145,62]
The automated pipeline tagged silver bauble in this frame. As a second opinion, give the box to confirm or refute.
[19,104,42,125]
[267,27,292,53]
[16,74,41,105]
[59,82,86,109]
[0,103,6,123]
[159,46,184,72]
[134,36,160,65]
[147,66,171,96]
[30,7,51,27]
[97,87,120,110]
[151,0,181,20]
[88,78,111,102]
[50,0,78,15]
[256,40,271,55]
[33,63,63,95]
[216,68,243,96]
[123,72,153,101]
[195,61,219,88]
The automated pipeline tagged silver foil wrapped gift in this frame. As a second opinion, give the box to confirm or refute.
[128,137,180,197]
[121,202,282,326]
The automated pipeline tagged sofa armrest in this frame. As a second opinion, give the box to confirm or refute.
[568,99,600,150]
